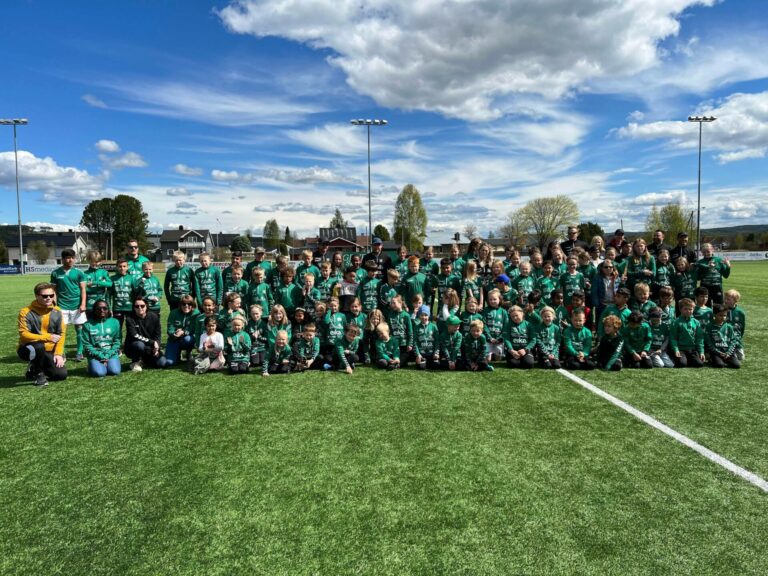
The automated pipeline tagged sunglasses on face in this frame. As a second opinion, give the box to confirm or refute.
[180,303,193,307]
[128,246,139,249]
[134,304,147,309]
[39,293,56,299]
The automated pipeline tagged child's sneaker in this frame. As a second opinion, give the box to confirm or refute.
[130,361,143,372]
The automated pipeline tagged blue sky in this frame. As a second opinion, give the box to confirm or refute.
[1,0,767,243]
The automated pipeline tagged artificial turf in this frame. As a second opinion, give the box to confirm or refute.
[1,263,766,575]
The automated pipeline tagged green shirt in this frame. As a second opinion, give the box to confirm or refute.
[375,337,400,362]
[194,266,223,307]
[164,265,195,303]
[110,273,136,312]
[413,321,439,357]
[81,317,121,360]
[126,254,149,281]
[563,325,593,357]
[50,266,86,310]
[227,331,252,364]
[482,307,508,343]
[166,308,200,340]
[669,316,704,354]
[462,333,487,363]
[133,275,163,311]
[621,322,652,354]
[84,267,113,309]
[438,330,463,362]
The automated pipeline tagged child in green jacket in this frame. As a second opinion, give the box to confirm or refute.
[706,303,741,369]
[669,298,705,368]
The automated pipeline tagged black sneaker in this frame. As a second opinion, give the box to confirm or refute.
[34,373,49,388]
[25,362,36,381]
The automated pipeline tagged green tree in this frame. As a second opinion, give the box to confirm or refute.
[373,224,390,242]
[284,226,293,246]
[112,195,150,253]
[263,219,280,250]
[329,209,349,229]
[0,240,7,264]
[80,198,115,256]
[579,222,605,244]
[513,195,579,250]
[29,240,50,264]
[645,202,690,240]
[733,233,745,249]
[393,184,428,252]
[230,235,252,253]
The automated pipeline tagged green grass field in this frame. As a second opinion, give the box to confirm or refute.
[1,263,767,575]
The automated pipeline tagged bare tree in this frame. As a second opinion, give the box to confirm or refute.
[463,224,478,241]
[513,195,579,250]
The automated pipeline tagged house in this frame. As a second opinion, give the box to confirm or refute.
[159,226,214,262]
[316,227,365,252]
[4,230,90,266]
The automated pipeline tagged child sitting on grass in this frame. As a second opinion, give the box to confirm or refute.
[375,323,401,370]
[463,319,492,372]
[532,307,560,370]
[594,315,624,371]
[263,330,291,377]
[333,324,362,375]
[291,323,321,372]
[504,305,535,370]
[669,298,705,368]
[439,315,463,371]
[195,316,225,375]
[705,303,741,369]
[621,311,653,369]
[648,307,674,368]
[561,309,594,371]
[724,289,745,360]
[226,316,251,375]
[413,305,439,370]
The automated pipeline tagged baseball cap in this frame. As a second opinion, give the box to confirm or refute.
[372,237,383,245]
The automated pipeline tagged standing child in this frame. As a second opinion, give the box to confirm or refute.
[194,253,223,310]
[110,258,135,333]
[724,289,746,360]
[262,330,292,376]
[262,304,292,349]
[226,316,251,374]
[334,266,359,313]
[223,265,249,302]
[50,248,87,361]
[511,262,535,306]
[657,286,676,327]
[482,289,508,361]
[291,323,321,371]
[461,260,483,310]
[669,298,705,368]
[246,304,266,368]
[652,249,675,301]
[437,288,461,335]
[531,307,561,369]
[462,319,492,372]
[221,251,243,289]
[134,262,163,321]
[597,287,632,337]
[403,256,428,313]
[648,308,674,368]
[495,274,519,311]
[378,268,401,312]
[413,305,439,370]
[434,259,461,312]
[246,267,273,319]
[273,267,303,318]
[375,323,401,370]
[193,297,219,344]
[694,243,731,305]
[84,251,113,313]
[386,295,413,367]
[562,310,595,371]
[706,304,741,369]
[363,308,385,365]
[194,316,225,374]
[315,262,336,303]
[295,250,321,288]
[536,261,557,305]
[624,239,656,294]
[324,297,347,357]
[671,256,696,305]
[301,273,322,319]
[693,286,713,331]
[631,282,657,320]
[504,305,535,369]
[560,256,586,306]
[164,251,195,310]
[357,261,382,315]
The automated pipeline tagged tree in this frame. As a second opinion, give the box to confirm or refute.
[80,198,114,257]
[579,222,605,244]
[112,195,150,253]
[498,211,528,246]
[393,184,428,252]
[373,224,391,242]
[733,233,745,250]
[513,195,579,250]
[329,209,349,229]
[230,235,252,253]
[0,240,7,264]
[263,219,280,250]
[645,202,690,240]
[284,226,293,246]
[29,240,50,264]
[463,224,478,240]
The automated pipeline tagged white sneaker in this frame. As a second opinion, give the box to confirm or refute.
[130,361,143,372]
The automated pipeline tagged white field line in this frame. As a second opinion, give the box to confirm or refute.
[557,368,768,494]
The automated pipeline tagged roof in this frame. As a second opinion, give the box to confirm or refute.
[4,232,82,248]
[319,227,357,242]
[159,228,210,242]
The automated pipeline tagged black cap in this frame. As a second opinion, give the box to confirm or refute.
[615,229,624,235]
[678,231,688,238]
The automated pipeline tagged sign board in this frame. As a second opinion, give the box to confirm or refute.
[0,264,20,275]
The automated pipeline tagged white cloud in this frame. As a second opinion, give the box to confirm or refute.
[628,190,687,206]
[95,139,121,153]
[219,0,714,122]
[472,113,590,156]
[617,91,768,163]
[82,94,108,109]
[99,80,323,127]
[166,187,191,197]
[262,166,360,185]
[0,150,104,205]
[211,169,242,182]
[173,163,204,176]
[101,151,147,170]
[285,123,367,156]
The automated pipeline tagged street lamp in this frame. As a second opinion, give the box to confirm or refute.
[0,118,28,273]
[350,118,388,248]
[688,115,717,256]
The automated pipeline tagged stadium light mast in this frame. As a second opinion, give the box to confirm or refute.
[350,118,388,249]
[0,118,28,274]
[688,115,717,256]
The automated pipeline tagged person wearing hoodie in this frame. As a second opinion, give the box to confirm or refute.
[17,282,68,387]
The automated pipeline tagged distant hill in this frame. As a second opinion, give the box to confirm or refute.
[620,224,768,238]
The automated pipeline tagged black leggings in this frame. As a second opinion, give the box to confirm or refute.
[17,343,67,381]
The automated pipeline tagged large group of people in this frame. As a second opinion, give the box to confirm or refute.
[16,228,747,386]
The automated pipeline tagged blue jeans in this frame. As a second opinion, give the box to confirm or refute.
[165,335,195,366]
[88,356,122,377]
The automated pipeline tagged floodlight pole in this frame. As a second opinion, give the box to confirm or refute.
[351,119,388,249]
[688,115,717,256]
[1,119,28,274]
